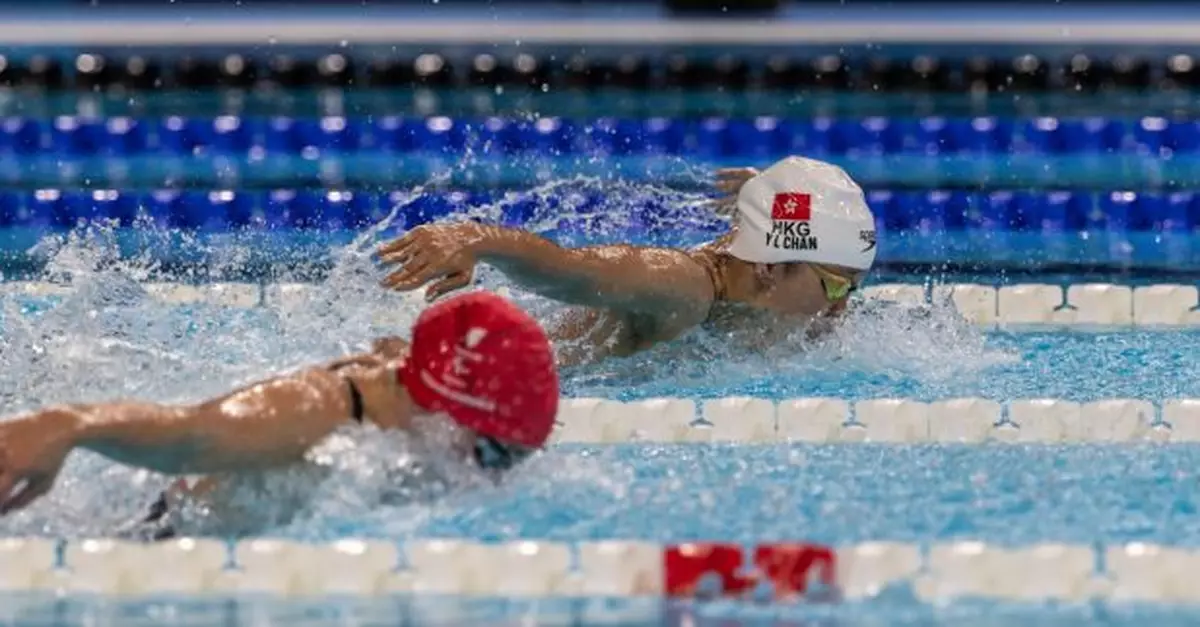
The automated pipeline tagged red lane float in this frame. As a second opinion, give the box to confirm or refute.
[664,542,837,601]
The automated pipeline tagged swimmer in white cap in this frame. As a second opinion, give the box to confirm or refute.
[378,156,877,362]
[0,292,558,529]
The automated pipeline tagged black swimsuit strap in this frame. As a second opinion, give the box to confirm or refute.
[345,378,366,423]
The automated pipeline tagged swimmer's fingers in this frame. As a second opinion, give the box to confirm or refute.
[377,240,416,267]
[424,270,473,302]
[377,250,412,267]
[714,167,758,192]
[376,231,412,256]
[711,197,738,217]
[376,230,421,258]
[380,248,437,289]
[381,259,439,292]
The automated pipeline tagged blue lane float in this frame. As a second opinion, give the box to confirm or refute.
[1,188,1197,234]
[4,115,1192,158]
[0,189,1199,276]
[0,152,1194,189]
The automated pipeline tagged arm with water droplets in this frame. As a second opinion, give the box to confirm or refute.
[379,222,715,320]
[0,361,411,515]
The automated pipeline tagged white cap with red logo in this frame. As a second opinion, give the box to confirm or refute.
[726,156,878,271]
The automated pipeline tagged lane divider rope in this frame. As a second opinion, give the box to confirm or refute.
[4,281,1197,327]
[1,280,1194,443]
[0,538,1194,603]
[552,397,1198,444]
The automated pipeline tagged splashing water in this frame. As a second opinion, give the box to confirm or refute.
[0,178,1005,539]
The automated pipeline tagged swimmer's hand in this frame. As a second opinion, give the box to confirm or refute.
[713,167,759,216]
[0,411,78,515]
[378,222,488,301]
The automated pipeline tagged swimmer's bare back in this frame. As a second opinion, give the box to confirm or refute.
[378,222,717,360]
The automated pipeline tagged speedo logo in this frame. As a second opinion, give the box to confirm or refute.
[859,229,876,253]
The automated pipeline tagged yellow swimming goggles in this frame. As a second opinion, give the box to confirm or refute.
[811,264,858,302]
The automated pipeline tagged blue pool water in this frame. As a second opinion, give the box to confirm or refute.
[0,204,1198,626]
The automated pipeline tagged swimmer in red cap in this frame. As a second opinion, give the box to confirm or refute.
[0,291,557,523]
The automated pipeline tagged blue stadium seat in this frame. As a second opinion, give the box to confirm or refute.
[941,191,973,231]
[1131,117,1168,154]
[366,116,416,152]
[1096,191,1134,230]
[1167,192,1200,231]
[189,117,224,153]
[830,118,887,155]
[411,116,465,153]
[865,190,901,232]
[1011,118,1058,154]
[524,117,574,155]
[406,190,473,226]
[915,190,970,231]
[777,119,832,157]
[1040,191,1089,232]
[175,190,253,230]
[970,191,1018,230]
[20,189,59,229]
[1009,191,1046,230]
[890,190,925,231]
[155,117,193,154]
[52,118,144,156]
[723,117,784,159]
[286,189,370,229]
[49,116,104,155]
[883,118,946,154]
[1131,192,1181,232]
[692,118,729,158]
[294,117,362,154]
[0,118,42,155]
[944,117,1011,153]
[0,191,20,227]
[605,118,644,155]
[216,116,262,154]
[263,117,298,154]
[644,118,689,156]
[469,117,515,155]
[258,189,298,229]
[1055,118,1123,154]
[497,119,535,154]
[102,117,150,156]
[61,190,139,226]
[23,189,72,229]
[286,190,322,228]
[341,191,378,228]
[139,190,182,229]
[1168,120,1200,153]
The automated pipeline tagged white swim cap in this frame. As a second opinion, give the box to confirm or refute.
[726,156,877,271]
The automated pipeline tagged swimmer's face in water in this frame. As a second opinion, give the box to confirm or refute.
[742,262,839,317]
[410,413,534,474]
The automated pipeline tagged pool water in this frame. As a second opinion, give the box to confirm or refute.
[2,231,1200,625]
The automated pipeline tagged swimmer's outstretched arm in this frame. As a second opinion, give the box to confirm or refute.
[380,223,714,317]
[0,356,409,515]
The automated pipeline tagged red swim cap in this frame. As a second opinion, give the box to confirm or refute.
[401,291,558,449]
